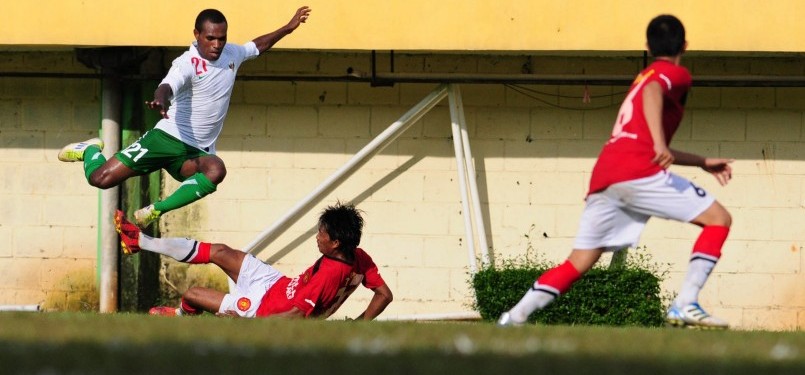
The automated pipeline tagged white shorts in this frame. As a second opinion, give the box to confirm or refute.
[219,254,283,317]
[573,171,715,251]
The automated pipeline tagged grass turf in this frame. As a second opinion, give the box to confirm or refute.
[1,312,803,374]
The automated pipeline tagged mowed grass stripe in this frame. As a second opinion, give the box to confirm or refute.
[1,312,802,374]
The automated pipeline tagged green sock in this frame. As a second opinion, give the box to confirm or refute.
[153,173,217,214]
[83,146,106,182]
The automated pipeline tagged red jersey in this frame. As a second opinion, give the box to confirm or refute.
[587,60,691,195]
[255,248,385,318]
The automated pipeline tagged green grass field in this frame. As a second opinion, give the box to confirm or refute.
[1,312,803,374]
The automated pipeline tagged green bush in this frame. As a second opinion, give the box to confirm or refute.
[472,252,667,327]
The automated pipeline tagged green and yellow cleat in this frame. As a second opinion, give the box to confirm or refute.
[57,138,104,162]
[133,204,162,229]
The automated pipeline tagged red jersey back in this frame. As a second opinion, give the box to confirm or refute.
[256,248,385,318]
[587,60,691,195]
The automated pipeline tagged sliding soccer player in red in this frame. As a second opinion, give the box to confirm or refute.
[116,202,393,320]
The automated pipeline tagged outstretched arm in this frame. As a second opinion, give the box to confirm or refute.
[252,6,311,54]
[355,283,393,321]
[671,149,734,186]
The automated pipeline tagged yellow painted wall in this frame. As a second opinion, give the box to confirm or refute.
[8,0,805,52]
[1,49,803,329]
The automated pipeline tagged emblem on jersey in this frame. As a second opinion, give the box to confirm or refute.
[237,297,251,311]
[229,62,235,70]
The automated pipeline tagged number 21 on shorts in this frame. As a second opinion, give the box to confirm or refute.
[121,140,149,162]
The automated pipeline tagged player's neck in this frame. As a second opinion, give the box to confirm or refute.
[655,56,682,65]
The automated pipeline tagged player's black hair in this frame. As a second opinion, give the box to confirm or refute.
[646,14,686,57]
[195,9,227,32]
[319,202,364,261]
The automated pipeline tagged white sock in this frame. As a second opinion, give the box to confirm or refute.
[138,233,199,262]
[508,283,558,323]
[674,254,717,308]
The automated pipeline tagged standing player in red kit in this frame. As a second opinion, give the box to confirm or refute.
[498,15,733,329]
[116,202,393,320]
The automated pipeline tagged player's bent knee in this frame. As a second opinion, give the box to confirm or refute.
[205,168,226,185]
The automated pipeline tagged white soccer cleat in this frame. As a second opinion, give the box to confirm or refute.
[497,312,525,327]
[58,138,104,162]
[133,204,162,229]
[666,303,728,330]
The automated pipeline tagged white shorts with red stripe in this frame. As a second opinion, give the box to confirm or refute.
[219,254,283,317]
[573,171,715,251]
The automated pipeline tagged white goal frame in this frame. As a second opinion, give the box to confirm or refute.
[234,84,488,319]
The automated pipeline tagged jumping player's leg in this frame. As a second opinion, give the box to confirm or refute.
[58,138,140,188]
[134,155,224,227]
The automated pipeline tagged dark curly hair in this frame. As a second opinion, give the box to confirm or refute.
[318,202,364,261]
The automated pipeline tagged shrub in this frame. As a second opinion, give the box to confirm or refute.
[471,250,668,327]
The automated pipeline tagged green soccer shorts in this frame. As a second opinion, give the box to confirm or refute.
[114,129,211,181]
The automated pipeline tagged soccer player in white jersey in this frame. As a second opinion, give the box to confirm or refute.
[59,6,311,228]
[498,15,734,329]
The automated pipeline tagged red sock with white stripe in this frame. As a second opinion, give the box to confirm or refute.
[508,260,582,323]
[674,225,729,308]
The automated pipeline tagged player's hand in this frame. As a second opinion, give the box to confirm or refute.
[145,100,169,119]
[652,144,674,169]
[215,310,241,318]
[287,6,311,31]
[702,158,733,186]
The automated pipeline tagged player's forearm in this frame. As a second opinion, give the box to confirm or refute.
[252,27,294,53]
[252,7,310,53]
[356,284,393,320]
[154,84,172,105]
[271,306,306,319]
[671,149,705,167]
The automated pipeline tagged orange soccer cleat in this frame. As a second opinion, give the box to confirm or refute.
[114,210,141,254]
[148,306,179,317]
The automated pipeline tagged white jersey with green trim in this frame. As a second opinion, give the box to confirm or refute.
[155,41,259,154]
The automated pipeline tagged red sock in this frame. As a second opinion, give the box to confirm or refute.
[537,260,582,294]
[189,242,211,264]
[180,298,201,315]
[692,225,729,259]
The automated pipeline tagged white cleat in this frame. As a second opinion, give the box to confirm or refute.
[666,303,728,330]
[497,312,525,327]
[133,204,162,229]
[58,138,104,162]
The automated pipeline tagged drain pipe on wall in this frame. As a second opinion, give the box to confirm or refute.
[99,76,121,313]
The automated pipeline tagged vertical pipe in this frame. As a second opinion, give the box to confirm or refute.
[447,85,478,274]
[453,85,490,267]
[99,76,121,313]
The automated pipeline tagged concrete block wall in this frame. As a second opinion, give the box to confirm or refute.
[1,49,803,330]
[0,50,100,308]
